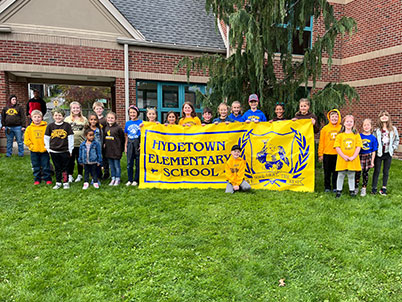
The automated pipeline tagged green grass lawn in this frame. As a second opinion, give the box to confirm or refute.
[1,155,401,301]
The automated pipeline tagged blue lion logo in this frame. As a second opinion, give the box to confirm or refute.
[256,140,290,171]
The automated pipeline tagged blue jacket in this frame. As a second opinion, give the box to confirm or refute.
[78,140,102,165]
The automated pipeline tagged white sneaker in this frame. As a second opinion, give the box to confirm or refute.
[93,183,99,189]
[355,188,359,195]
[109,179,115,186]
[82,182,89,190]
[113,179,120,186]
[53,182,62,190]
[68,175,74,183]
[126,181,132,186]
[75,175,83,182]
[63,183,70,189]
[360,187,366,197]
[131,181,138,186]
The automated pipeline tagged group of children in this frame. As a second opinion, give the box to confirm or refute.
[4,92,399,196]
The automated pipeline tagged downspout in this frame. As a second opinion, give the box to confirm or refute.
[226,25,230,58]
[124,43,129,122]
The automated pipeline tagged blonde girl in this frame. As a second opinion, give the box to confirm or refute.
[64,101,88,182]
[333,115,362,198]
[178,102,201,126]
[146,108,159,123]
[371,111,400,195]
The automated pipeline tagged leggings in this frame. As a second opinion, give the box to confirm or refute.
[337,170,356,192]
[372,153,392,190]
[67,147,83,176]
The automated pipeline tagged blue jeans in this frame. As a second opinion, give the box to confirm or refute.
[5,126,24,156]
[31,151,52,182]
[108,158,121,179]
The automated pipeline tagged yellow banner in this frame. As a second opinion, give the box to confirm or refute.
[139,120,315,192]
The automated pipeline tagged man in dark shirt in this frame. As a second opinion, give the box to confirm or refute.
[26,89,47,118]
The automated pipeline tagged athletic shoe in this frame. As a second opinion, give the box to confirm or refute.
[93,183,99,189]
[68,175,74,183]
[82,182,89,190]
[53,182,62,190]
[63,183,70,189]
[379,188,387,196]
[34,181,40,185]
[354,188,359,195]
[350,190,357,197]
[131,181,138,186]
[371,189,377,195]
[126,181,132,186]
[75,175,83,182]
[46,181,52,185]
[324,189,331,193]
[335,191,341,198]
[360,187,366,197]
[113,179,120,186]
[109,179,115,186]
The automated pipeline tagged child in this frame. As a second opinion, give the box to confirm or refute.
[318,109,342,192]
[125,106,142,186]
[24,110,52,185]
[202,107,213,125]
[64,101,88,183]
[224,145,251,193]
[178,102,201,126]
[269,102,286,122]
[228,101,244,122]
[1,95,26,157]
[87,113,102,143]
[355,119,378,197]
[103,112,125,186]
[371,110,400,195]
[213,103,235,124]
[146,108,159,123]
[334,115,362,198]
[164,111,178,125]
[242,94,267,123]
[292,98,319,133]
[93,101,109,180]
[44,108,74,189]
[78,128,102,189]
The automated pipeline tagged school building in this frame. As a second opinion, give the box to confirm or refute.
[0,0,401,154]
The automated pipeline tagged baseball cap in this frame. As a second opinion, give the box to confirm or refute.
[231,145,241,151]
[248,94,259,102]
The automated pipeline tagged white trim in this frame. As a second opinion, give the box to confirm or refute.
[0,0,16,15]
[345,74,402,87]
[98,0,145,40]
[328,0,355,4]
[340,45,402,65]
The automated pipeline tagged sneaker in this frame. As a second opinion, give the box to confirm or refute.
[68,175,74,183]
[131,181,138,186]
[93,182,99,189]
[350,190,357,197]
[371,189,377,195]
[333,189,337,193]
[335,191,341,198]
[82,182,89,190]
[109,179,115,186]
[379,188,387,196]
[75,175,83,182]
[324,189,331,193]
[34,181,40,185]
[354,188,359,195]
[126,181,132,186]
[63,183,70,189]
[113,179,120,186]
[46,180,52,185]
[53,182,62,190]
[360,187,366,197]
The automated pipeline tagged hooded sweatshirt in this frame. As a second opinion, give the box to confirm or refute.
[103,122,125,159]
[318,109,342,156]
[24,120,48,152]
[2,104,25,127]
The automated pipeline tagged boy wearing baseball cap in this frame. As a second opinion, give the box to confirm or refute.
[224,145,251,193]
[242,94,267,123]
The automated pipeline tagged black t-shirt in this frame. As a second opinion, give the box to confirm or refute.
[45,122,73,152]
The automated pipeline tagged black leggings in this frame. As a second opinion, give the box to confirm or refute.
[372,153,392,190]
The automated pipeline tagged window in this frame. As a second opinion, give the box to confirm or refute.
[277,16,313,55]
[136,81,206,122]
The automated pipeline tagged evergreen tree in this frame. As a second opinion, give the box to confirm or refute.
[178,0,359,122]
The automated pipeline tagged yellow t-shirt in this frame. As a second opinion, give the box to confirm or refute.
[334,132,362,171]
[178,116,201,126]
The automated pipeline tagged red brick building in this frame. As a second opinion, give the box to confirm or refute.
[0,0,401,153]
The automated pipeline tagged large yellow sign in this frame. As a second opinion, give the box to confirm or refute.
[140,120,315,192]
